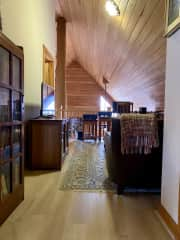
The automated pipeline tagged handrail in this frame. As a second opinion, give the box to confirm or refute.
[55,108,98,118]
[65,110,98,118]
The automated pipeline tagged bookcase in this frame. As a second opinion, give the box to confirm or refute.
[0,33,24,224]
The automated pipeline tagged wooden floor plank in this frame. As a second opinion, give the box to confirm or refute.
[0,142,172,239]
[0,169,172,240]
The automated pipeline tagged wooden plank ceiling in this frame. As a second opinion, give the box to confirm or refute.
[66,61,113,113]
[58,0,166,111]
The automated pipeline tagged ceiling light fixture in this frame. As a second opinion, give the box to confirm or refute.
[105,0,120,16]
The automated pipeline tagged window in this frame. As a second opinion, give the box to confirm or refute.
[43,45,54,87]
[41,46,55,116]
[100,96,111,111]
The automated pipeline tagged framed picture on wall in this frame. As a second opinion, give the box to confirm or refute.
[166,0,180,36]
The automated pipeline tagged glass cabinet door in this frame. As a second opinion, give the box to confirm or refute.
[12,56,21,89]
[13,157,21,187]
[0,47,10,85]
[0,127,11,162]
[13,92,21,121]
[0,88,11,122]
[12,126,21,157]
[0,162,11,200]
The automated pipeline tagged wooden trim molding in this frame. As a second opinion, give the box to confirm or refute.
[55,17,66,116]
[159,185,180,240]
[43,44,54,62]
[43,45,54,88]
[178,184,180,232]
[159,204,179,239]
[0,32,23,59]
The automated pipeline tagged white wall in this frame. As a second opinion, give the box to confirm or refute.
[1,0,57,114]
[161,29,180,223]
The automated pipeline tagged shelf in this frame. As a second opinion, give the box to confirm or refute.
[0,153,23,165]
[0,121,23,127]
[0,82,23,93]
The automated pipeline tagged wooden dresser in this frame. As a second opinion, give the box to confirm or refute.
[28,119,69,170]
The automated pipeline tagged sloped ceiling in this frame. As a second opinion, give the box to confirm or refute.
[66,61,113,112]
[58,0,166,111]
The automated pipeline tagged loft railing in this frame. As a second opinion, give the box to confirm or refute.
[55,109,98,119]
[66,111,98,118]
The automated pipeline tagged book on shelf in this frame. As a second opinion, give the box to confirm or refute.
[1,174,8,198]
[14,162,20,186]
[13,143,20,156]
[0,105,10,122]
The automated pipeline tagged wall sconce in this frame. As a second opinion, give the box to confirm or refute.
[105,0,120,16]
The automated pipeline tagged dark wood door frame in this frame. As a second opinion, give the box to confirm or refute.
[55,17,66,118]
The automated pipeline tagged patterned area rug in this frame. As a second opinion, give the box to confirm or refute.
[59,140,116,191]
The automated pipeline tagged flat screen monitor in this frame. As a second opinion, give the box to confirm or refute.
[41,82,55,117]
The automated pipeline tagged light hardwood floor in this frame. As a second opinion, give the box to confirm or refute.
[0,170,172,240]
